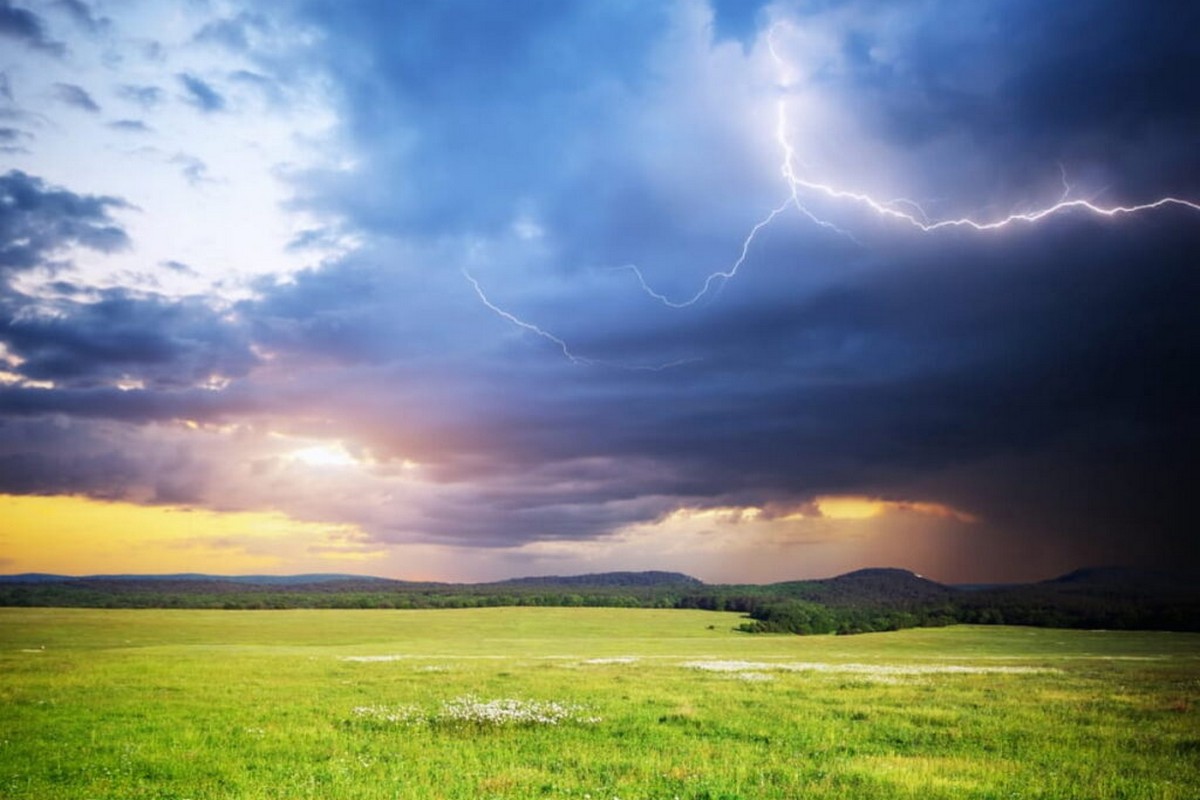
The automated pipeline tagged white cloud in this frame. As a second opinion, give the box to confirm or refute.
[5,0,348,299]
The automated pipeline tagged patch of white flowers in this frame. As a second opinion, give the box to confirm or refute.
[340,655,406,663]
[582,657,639,665]
[442,696,600,726]
[350,696,600,728]
[682,660,1056,676]
[351,704,425,724]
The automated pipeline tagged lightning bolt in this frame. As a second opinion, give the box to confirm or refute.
[783,169,1200,233]
[616,202,792,309]
[463,269,698,372]
[625,21,1200,309]
[467,19,1199,356]
[463,269,591,365]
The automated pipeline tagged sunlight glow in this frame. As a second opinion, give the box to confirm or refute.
[0,494,383,575]
[288,443,360,468]
[814,496,978,523]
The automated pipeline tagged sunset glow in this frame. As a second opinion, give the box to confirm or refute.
[286,443,361,469]
[0,495,381,576]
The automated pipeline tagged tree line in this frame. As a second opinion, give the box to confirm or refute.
[1,576,1195,634]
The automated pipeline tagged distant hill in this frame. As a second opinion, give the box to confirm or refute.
[1,570,701,588]
[1043,566,1196,592]
[950,566,1199,631]
[493,571,702,588]
[0,569,704,610]
[819,567,955,603]
[0,573,71,583]
[753,567,955,608]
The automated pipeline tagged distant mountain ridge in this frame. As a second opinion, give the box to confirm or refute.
[494,571,702,588]
[0,566,1195,633]
[0,572,395,585]
[0,570,697,588]
[0,566,1190,591]
[1044,566,1196,591]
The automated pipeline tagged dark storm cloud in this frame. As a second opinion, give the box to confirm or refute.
[0,416,227,503]
[254,0,1198,571]
[1,1,1195,578]
[0,382,253,511]
[385,212,1194,556]
[704,219,1198,491]
[0,171,256,425]
[177,73,226,112]
[0,288,259,389]
[1000,2,1198,161]
[0,382,254,423]
[292,0,672,238]
[52,82,100,112]
[0,0,64,55]
[0,170,129,274]
[813,0,1200,199]
[0,420,153,499]
[992,1,1200,197]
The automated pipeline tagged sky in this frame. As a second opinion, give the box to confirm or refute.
[1,0,1197,584]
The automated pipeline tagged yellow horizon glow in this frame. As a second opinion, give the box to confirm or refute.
[813,495,978,523]
[655,496,978,527]
[0,494,384,576]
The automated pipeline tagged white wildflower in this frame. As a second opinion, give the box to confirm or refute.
[349,697,600,728]
[351,704,424,724]
[440,696,600,726]
[682,660,1056,676]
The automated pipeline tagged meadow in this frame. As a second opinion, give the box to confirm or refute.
[1,607,1197,799]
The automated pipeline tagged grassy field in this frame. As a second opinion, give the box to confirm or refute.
[1,608,1198,799]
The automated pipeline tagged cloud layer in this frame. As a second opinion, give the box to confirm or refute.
[0,0,1196,581]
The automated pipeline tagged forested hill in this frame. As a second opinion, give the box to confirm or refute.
[495,571,702,587]
[0,571,694,606]
[750,568,956,606]
[0,567,1196,635]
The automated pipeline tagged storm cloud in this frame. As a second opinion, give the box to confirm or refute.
[0,0,1196,581]
[0,170,129,274]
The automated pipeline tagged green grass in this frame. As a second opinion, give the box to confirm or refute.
[2,608,1198,799]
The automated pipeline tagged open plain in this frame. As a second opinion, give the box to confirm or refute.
[2,607,1198,799]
